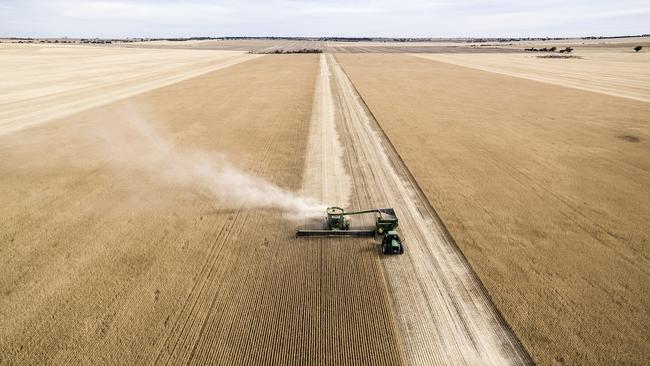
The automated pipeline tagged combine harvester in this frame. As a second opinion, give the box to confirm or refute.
[296,206,404,255]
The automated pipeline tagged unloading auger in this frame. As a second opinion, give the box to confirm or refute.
[296,206,405,255]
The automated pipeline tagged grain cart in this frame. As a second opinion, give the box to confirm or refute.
[382,231,404,255]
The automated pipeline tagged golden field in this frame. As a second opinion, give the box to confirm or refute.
[1,39,648,365]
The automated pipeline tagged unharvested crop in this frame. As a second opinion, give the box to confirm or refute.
[336,53,650,365]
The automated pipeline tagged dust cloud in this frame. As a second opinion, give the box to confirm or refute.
[97,109,326,220]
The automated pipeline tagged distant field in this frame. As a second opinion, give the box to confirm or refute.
[106,35,650,54]
[0,44,256,135]
[324,41,522,53]
[123,39,522,54]
[415,51,650,102]
[337,53,650,365]
[120,39,326,53]
[504,36,650,49]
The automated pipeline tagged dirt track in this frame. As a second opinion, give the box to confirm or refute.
[306,54,530,364]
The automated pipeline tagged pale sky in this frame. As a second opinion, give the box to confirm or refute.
[1,0,648,38]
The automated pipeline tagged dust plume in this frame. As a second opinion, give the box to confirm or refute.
[97,109,326,220]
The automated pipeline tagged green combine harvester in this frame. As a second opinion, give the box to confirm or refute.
[296,206,405,255]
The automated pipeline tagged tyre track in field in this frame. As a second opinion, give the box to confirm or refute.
[323,53,532,365]
[151,202,256,364]
[151,137,276,365]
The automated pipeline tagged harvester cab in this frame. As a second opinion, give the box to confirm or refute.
[326,206,350,230]
[297,206,405,255]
